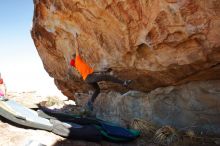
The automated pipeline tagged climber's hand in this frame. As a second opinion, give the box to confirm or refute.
[72,53,76,58]
[74,32,78,38]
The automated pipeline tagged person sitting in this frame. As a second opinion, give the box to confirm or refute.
[0,73,7,99]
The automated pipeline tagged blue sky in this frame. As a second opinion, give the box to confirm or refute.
[0,0,34,56]
[0,1,66,98]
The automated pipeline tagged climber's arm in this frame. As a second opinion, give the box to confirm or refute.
[75,33,80,57]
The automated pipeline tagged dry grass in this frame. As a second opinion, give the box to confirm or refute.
[153,125,179,145]
[129,118,220,146]
[130,118,157,138]
[185,129,196,140]
[180,130,220,146]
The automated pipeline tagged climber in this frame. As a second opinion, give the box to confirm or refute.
[70,33,131,111]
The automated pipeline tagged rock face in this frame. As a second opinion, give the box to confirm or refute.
[31,0,220,135]
[93,80,220,135]
[31,0,220,97]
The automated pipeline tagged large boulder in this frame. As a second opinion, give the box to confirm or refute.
[31,0,220,135]
[31,0,220,98]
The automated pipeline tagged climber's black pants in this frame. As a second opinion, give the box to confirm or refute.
[85,73,124,102]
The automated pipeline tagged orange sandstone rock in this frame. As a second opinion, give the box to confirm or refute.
[31,0,220,99]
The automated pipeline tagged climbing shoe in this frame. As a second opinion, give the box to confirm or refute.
[123,80,132,88]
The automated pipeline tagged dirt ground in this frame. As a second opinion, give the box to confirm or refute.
[0,91,219,146]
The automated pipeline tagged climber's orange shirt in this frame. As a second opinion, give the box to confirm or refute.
[75,55,94,80]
